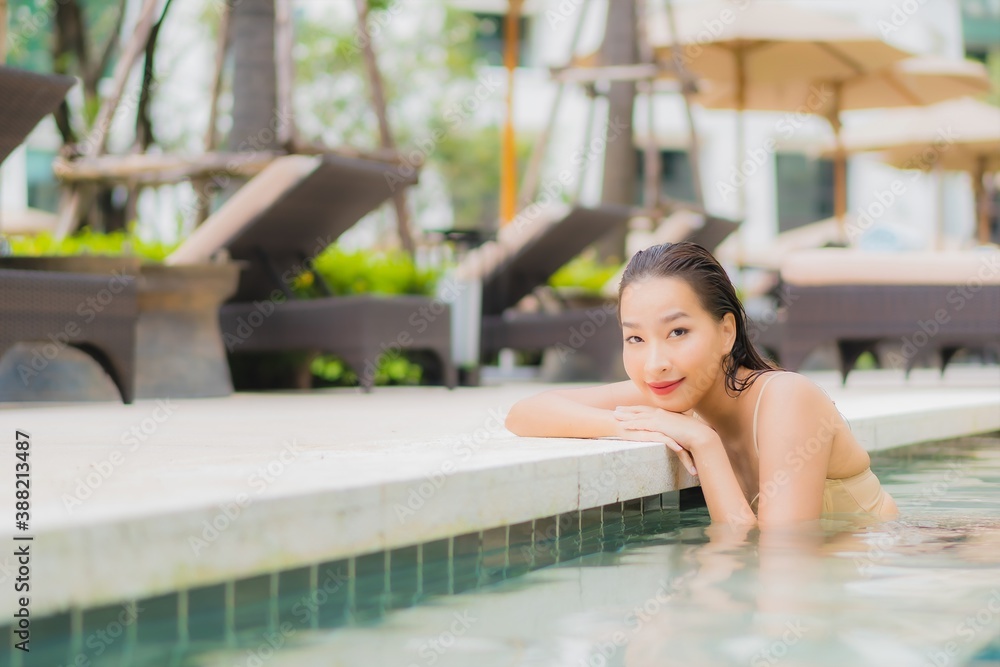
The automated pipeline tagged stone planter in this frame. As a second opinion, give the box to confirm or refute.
[135,263,240,399]
[0,254,141,276]
[0,256,239,401]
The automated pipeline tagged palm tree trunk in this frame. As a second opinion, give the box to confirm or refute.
[227,0,280,154]
[354,0,415,256]
[595,0,638,262]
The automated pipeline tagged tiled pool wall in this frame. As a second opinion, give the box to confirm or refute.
[5,490,705,666]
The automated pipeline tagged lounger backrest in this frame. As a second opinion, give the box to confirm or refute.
[781,248,1000,285]
[0,66,75,165]
[166,153,418,300]
[456,204,632,316]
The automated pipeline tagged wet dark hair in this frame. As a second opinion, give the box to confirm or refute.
[617,241,779,396]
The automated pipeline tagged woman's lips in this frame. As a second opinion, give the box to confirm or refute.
[648,379,684,395]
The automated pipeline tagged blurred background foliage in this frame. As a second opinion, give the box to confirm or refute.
[7,228,180,262]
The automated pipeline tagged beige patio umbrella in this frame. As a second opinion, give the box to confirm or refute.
[649,0,914,230]
[691,50,990,238]
[836,97,1000,245]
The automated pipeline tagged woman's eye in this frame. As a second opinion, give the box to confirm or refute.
[669,328,688,337]
[625,335,642,344]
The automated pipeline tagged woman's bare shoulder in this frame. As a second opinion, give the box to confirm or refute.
[760,371,840,421]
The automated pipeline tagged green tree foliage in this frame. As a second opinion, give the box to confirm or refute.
[986,49,1000,107]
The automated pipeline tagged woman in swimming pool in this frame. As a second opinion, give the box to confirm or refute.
[505,242,898,527]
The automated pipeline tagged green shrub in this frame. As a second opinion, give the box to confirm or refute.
[548,250,621,296]
[6,228,179,262]
[291,246,443,297]
[310,351,423,387]
[297,248,443,386]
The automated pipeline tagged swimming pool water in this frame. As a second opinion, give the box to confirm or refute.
[8,433,1000,667]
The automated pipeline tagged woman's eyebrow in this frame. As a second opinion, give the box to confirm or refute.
[621,311,689,329]
[660,311,690,323]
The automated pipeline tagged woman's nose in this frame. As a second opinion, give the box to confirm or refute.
[644,345,672,375]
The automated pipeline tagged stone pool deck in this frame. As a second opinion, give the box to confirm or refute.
[1,366,998,619]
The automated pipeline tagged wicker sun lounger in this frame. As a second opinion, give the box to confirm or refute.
[778,249,1000,381]
[455,204,632,378]
[0,268,138,403]
[0,67,138,403]
[166,153,457,391]
[0,66,75,164]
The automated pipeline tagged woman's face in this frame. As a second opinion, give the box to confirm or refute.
[619,276,735,411]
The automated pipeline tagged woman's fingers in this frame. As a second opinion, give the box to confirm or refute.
[614,405,656,415]
[620,425,698,475]
[675,447,698,476]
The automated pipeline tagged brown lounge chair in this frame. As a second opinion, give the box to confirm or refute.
[0,66,139,403]
[165,154,456,391]
[456,204,739,381]
[778,249,1000,381]
[0,268,138,403]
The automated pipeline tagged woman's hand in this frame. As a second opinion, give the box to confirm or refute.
[612,405,712,476]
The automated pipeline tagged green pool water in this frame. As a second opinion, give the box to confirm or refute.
[8,433,1000,667]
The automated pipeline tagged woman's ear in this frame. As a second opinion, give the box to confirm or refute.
[721,312,737,355]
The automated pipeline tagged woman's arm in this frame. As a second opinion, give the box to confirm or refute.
[755,373,838,527]
[691,436,757,526]
[504,380,649,438]
[614,407,755,524]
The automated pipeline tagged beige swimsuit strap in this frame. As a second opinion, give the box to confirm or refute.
[752,371,787,459]
[749,371,787,508]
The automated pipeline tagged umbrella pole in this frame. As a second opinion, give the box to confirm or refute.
[734,46,746,276]
[975,156,990,245]
[500,0,522,227]
[830,83,846,242]
[664,0,704,208]
[934,165,945,251]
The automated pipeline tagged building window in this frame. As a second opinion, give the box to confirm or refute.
[472,12,530,67]
[633,149,697,206]
[26,148,59,213]
[961,0,1000,62]
[774,152,837,233]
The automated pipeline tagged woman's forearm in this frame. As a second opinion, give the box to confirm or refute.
[692,435,756,526]
[505,392,621,439]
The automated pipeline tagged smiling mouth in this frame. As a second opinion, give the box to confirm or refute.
[648,379,684,394]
